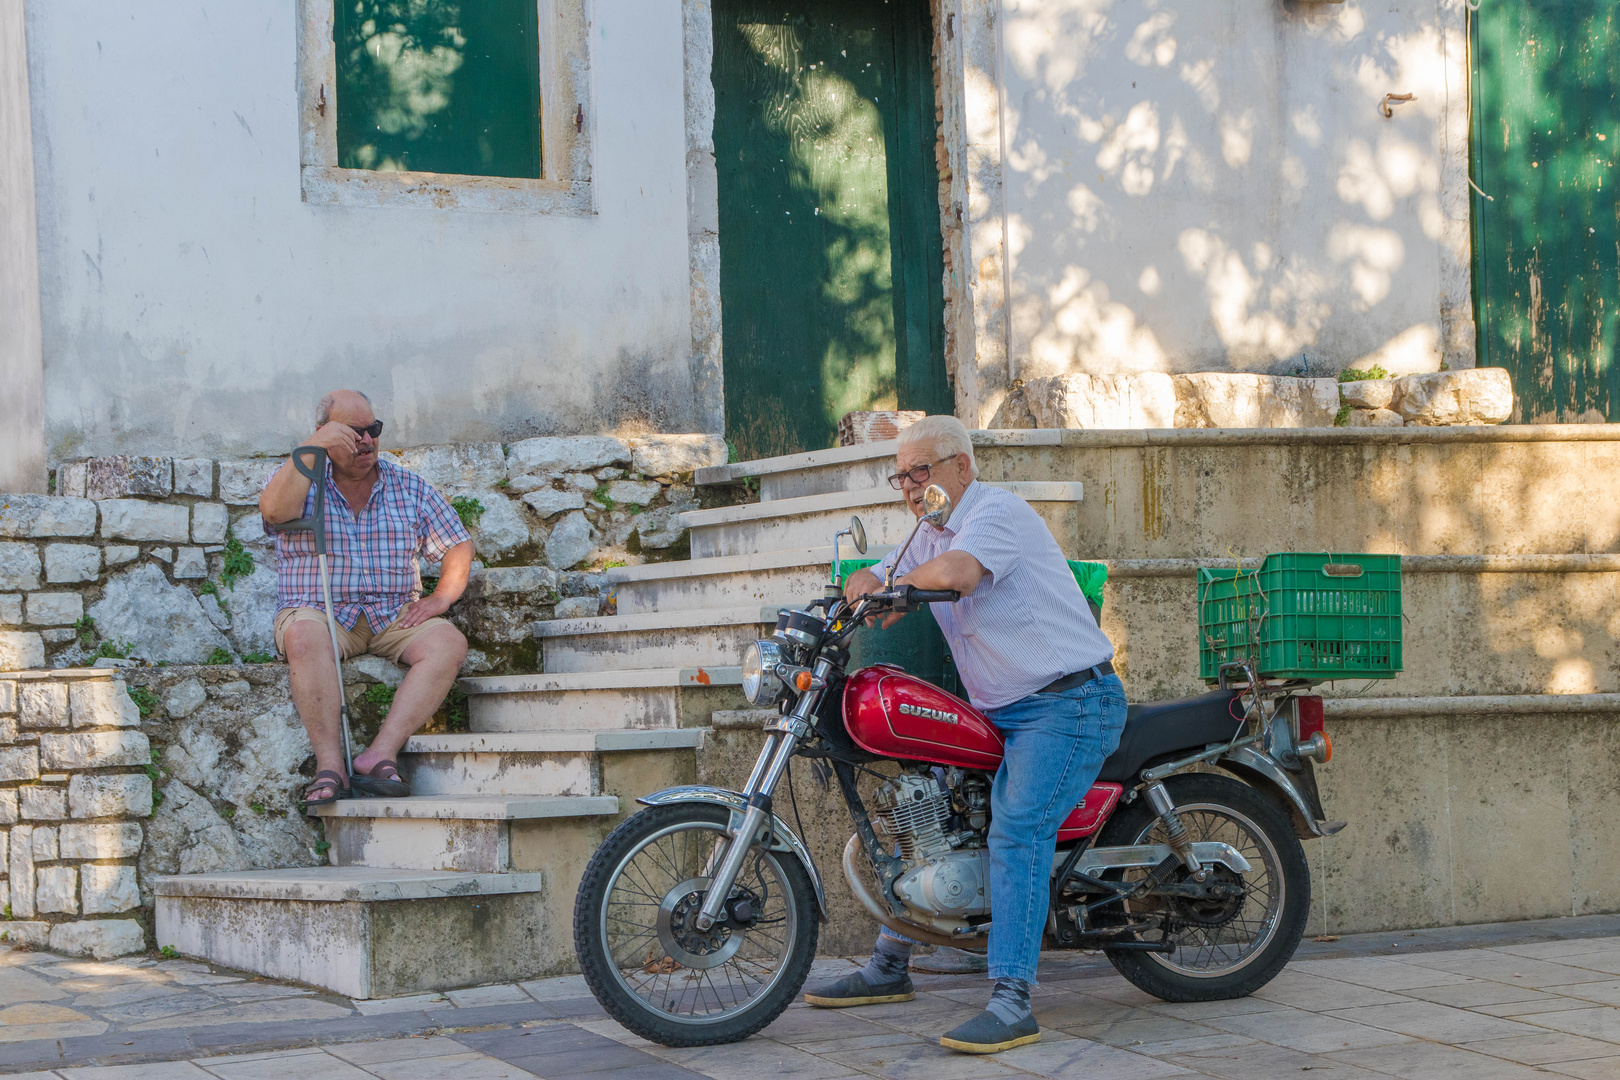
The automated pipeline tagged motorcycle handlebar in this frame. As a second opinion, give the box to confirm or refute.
[863,585,961,613]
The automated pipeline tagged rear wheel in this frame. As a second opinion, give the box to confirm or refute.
[573,804,820,1046]
[1095,772,1309,1001]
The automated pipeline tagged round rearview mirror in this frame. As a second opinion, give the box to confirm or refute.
[849,515,867,555]
[922,485,951,526]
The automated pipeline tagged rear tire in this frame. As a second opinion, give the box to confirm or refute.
[1094,772,1310,1002]
[573,804,820,1046]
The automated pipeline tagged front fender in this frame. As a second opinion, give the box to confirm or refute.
[1219,747,1346,839]
[637,785,828,921]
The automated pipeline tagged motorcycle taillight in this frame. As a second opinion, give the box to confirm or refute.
[1295,695,1325,740]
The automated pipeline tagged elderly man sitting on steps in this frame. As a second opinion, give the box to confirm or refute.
[259,389,473,805]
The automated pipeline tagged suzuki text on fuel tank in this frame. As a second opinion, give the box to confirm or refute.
[573,486,1344,1046]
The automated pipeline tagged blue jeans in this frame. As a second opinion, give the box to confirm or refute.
[984,674,1127,983]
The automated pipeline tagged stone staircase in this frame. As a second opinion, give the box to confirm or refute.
[154,438,1084,998]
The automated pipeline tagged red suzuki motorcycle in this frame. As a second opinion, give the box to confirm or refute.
[574,486,1342,1047]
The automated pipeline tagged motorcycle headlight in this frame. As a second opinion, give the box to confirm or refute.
[741,639,785,705]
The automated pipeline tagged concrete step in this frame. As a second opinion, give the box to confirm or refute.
[155,867,546,999]
[458,667,745,731]
[398,730,705,797]
[602,545,897,615]
[310,794,620,874]
[680,481,1084,559]
[533,606,781,673]
[696,440,899,501]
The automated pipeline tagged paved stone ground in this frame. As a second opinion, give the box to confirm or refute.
[10,915,1620,1077]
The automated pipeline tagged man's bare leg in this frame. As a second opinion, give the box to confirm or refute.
[285,619,350,790]
[352,623,468,775]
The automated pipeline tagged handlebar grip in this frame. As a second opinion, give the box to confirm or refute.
[908,589,961,605]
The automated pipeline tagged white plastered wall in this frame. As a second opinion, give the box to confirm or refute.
[26,0,721,463]
[941,0,1475,426]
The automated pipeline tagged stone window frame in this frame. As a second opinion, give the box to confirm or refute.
[296,0,594,216]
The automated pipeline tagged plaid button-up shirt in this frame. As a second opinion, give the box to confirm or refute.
[267,460,471,632]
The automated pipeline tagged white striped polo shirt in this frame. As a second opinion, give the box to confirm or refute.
[877,479,1114,711]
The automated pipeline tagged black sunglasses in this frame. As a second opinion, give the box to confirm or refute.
[887,456,954,490]
[349,421,384,439]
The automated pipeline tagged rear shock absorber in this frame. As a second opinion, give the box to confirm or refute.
[1144,781,1205,880]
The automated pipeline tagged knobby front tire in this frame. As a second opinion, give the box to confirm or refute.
[572,803,820,1046]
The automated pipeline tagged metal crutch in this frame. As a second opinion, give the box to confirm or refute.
[272,446,356,778]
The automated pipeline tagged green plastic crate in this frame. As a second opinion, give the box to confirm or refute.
[1198,553,1402,682]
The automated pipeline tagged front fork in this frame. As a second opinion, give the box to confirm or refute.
[692,658,832,931]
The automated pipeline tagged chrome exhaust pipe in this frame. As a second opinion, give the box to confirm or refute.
[840,834,986,950]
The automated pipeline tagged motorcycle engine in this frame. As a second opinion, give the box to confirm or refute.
[871,773,991,919]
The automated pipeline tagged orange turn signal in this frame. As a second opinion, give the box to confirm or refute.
[794,671,814,692]
[1319,732,1333,763]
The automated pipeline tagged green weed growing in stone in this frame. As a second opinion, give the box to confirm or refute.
[127,686,158,717]
[96,640,130,660]
[250,802,267,815]
[591,484,616,511]
[444,688,470,733]
[159,945,179,959]
[313,840,331,857]
[219,536,256,591]
[451,495,486,529]
[220,804,237,819]
[207,647,234,665]
[74,615,96,648]
[1337,364,1389,383]
[3,905,12,921]
[363,684,396,709]
[1334,405,1353,427]
[242,650,274,664]
[198,580,218,597]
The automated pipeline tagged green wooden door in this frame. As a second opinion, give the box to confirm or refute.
[1473,1,1620,421]
[712,0,951,461]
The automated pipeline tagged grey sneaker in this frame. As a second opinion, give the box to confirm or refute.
[939,1009,1041,1053]
[803,970,916,1008]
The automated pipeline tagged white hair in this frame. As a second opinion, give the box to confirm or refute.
[316,389,371,426]
[898,415,978,478]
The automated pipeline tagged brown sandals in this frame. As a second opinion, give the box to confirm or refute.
[349,759,411,798]
[302,770,349,806]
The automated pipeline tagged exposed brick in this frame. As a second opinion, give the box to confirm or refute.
[86,456,172,500]
[190,503,228,544]
[49,919,145,959]
[0,595,19,625]
[0,543,41,591]
[24,592,83,626]
[173,459,215,497]
[0,494,98,539]
[9,825,34,918]
[31,826,56,860]
[0,681,13,714]
[0,748,40,783]
[0,633,45,671]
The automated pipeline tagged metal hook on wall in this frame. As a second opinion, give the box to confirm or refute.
[1380,93,1415,118]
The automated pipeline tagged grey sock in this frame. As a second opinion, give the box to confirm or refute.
[858,932,912,986]
[985,977,1032,1025]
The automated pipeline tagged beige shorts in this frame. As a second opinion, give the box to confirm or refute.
[273,607,452,664]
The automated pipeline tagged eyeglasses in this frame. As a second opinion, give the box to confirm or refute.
[349,421,384,439]
[887,456,955,490]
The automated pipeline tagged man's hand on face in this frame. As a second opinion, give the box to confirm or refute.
[307,421,362,468]
[396,592,450,629]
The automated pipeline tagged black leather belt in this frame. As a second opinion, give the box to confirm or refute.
[1039,661,1115,694]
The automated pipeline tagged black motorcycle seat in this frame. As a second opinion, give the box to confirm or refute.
[1096,689,1245,783]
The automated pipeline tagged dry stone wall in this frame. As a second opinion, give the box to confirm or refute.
[2,434,726,672]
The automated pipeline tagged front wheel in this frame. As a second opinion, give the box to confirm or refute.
[573,803,820,1046]
[1094,772,1310,1002]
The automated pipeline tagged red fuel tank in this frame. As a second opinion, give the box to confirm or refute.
[842,666,1005,768]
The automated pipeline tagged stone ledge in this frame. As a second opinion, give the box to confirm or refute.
[153,866,543,902]
[307,794,619,821]
[402,730,705,754]
[456,666,743,695]
[1323,693,1620,718]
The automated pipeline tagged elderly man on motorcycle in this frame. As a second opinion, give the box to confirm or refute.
[803,414,1127,1054]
